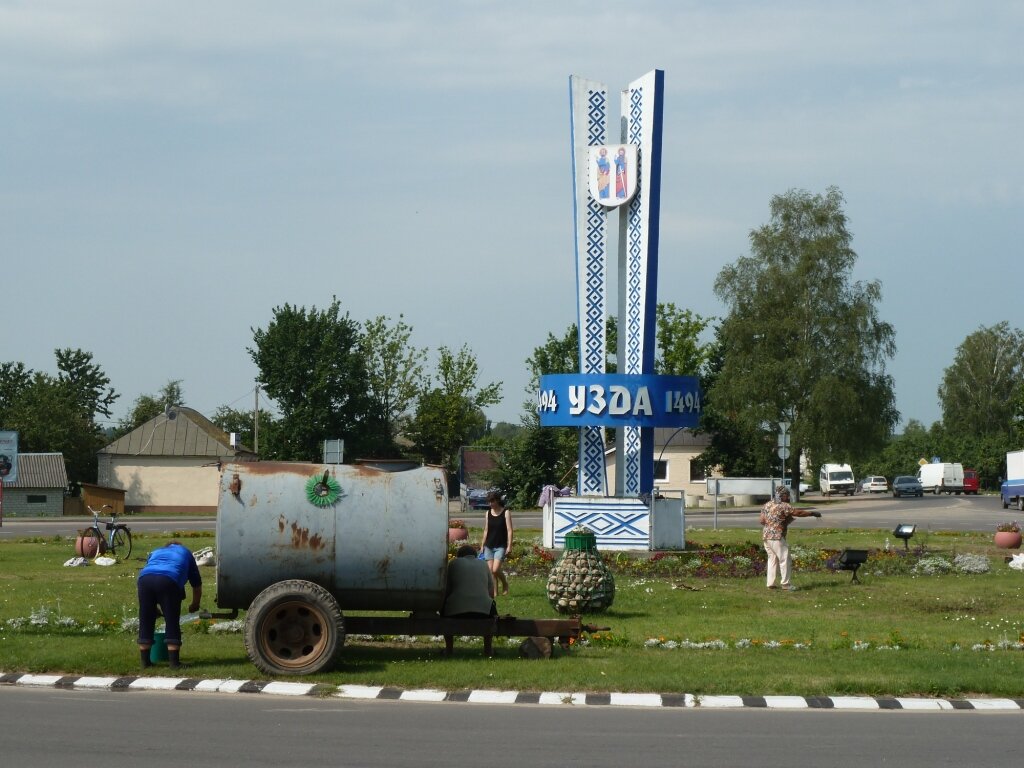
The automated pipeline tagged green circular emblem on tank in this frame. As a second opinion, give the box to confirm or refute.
[305,472,342,507]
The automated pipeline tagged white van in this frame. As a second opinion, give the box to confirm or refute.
[819,463,856,496]
[916,462,964,495]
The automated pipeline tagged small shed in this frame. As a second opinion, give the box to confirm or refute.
[1,452,68,517]
[76,482,127,517]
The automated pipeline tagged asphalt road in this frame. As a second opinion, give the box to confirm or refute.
[0,492,1009,540]
[1,685,1020,768]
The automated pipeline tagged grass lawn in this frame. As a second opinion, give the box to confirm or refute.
[2,526,1023,697]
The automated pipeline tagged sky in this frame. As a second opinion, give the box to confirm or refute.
[2,1,1021,433]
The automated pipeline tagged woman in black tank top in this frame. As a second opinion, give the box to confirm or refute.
[480,490,513,595]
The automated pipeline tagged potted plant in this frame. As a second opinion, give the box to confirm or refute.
[994,521,1022,549]
[447,519,469,542]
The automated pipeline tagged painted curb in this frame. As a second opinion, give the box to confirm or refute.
[2,672,1023,711]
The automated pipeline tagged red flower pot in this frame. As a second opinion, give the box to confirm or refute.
[75,534,103,558]
[448,528,469,542]
[994,531,1022,549]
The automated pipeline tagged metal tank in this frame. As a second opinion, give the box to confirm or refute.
[216,461,449,612]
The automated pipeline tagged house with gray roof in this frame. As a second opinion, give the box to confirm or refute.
[98,406,256,514]
[2,452,68,517]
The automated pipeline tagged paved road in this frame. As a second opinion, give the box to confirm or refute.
[1,685,1020,768]
[0,493,1009,540]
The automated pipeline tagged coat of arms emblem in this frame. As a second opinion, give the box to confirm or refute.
[588,144,638,207]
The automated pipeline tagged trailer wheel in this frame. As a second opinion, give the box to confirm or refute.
[244,580,345,676]
[1018,497,1024,512]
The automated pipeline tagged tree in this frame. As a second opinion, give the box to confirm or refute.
[1012,382,1024,445]
[708,187,898,484]
[8,372,98,482]
[211,405,277,453]
[406,345,501,471]
[654,303,713,375]
[0,362,32,420]
[55,348,118,419]
[249,299,373,461]
[938,321,1024,439]
[0,350,116,484]
[694,329,776,477]
[114,380,185,438]
[360,314,427,454]
[491,411,576,508]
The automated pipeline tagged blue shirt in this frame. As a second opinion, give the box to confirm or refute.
[140,544,202,590]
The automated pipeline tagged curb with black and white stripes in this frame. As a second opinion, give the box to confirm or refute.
[3,672,1023,711]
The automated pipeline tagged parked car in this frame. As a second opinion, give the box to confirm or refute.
[466,488,491,509]
[862,476,888,493]
[781,480,813,494]
[892,475,924,498]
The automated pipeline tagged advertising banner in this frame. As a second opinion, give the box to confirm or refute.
[0,430,17,483]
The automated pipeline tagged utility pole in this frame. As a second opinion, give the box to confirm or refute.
[254,383,260,454]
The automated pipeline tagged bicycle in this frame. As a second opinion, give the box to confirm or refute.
[81,504,132,559]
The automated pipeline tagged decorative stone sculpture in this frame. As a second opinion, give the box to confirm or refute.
[546,526,615,614]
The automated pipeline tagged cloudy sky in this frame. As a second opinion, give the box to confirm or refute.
[2,1,1020,431]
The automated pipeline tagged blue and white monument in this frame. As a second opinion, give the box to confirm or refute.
[539,70,701,550]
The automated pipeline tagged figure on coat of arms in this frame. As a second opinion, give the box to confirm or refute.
[595,148,610,199]
[614,147,628,199]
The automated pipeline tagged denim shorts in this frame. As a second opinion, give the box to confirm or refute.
[483,546,506,562]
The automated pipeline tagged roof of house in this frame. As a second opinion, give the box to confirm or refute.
[463,449,499,474]
[99,406,256,459]
[4,452,68,489]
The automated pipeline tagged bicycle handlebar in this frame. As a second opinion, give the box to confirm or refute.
[86,504,119,523]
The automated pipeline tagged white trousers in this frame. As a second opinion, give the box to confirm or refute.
[764,538,791,587]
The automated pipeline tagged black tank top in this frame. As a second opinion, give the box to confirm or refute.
[484,507,508,549]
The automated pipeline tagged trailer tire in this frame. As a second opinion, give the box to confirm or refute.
[244,579,345,676]
[1019,497,1024,512]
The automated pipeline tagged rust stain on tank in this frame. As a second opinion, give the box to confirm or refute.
[376,557,392,577]
[241,461,321,477]
[290,521,309,548]
[273,515,325,550]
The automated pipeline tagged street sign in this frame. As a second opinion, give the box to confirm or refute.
[779,421,791,433]
[777,433,791,448]
[777,447,790,461]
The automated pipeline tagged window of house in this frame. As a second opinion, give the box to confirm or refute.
[27,495,47,504]
[689,461,708,483]
[654,460,669,483]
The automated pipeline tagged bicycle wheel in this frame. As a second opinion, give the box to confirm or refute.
[111,526,132,559]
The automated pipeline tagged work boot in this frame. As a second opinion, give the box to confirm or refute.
[140,649,153,669]
[167,649,189,671]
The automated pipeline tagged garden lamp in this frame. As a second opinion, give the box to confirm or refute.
[893,523,916,550]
